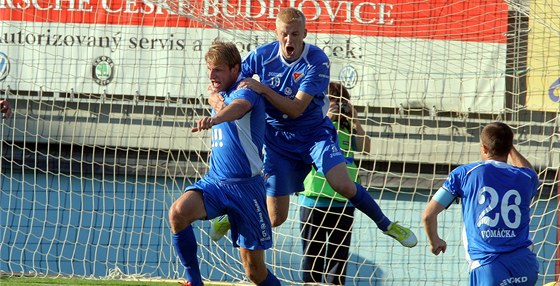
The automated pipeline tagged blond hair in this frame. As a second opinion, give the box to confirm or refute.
[276,7,306,26]
[204,39,241,69]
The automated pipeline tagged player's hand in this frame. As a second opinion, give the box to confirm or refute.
[430,238,447,255]
[0,100,12,118]
[238,78,269,95]
[208,92,225,112]
[192,116,214,132]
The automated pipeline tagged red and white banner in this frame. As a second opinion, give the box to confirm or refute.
[0,0,509,112]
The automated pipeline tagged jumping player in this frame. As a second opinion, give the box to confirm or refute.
[210,7,417,248]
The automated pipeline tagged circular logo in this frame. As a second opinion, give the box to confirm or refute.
[284,87,293,96]
[92,56,115,86]
[338,65,358,89]
[0,52,10,82]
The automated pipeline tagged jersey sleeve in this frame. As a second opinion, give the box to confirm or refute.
[524,167,540,197]
[241,49,258,78]
[441,168,464,198]
[230,87,259,107]
[299,52,330,98]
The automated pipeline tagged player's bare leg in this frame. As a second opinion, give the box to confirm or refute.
[266,195,290,227]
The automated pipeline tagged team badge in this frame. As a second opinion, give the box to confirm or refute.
[92,56,115,86]
[0,52,10,82]
[293,72,303,82]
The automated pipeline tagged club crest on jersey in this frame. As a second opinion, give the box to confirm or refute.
[293,72,304,82]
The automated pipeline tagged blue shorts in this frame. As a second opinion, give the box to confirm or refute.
[185,174,272,250]
[263,120,347,197]
[469,248,538,286]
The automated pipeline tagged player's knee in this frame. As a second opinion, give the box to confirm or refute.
[269,214,287,227]
[168,204,180,231]
[331,180,356,198]
[168,202,189,233]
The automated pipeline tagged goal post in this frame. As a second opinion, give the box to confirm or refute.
[1,0,559,285]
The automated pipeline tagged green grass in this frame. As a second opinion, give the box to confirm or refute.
[0,277,237,285]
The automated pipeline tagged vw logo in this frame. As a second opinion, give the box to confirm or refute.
[0,52,10,82]
[338,65,358,89]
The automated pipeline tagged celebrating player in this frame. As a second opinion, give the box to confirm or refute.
[168,40,280,286]
[210,7,417,248]
[422,122,539,286]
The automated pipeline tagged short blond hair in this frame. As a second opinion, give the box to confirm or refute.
[276,7,306,26]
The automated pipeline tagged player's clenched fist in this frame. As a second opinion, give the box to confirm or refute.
[192,117,215,132]
[429,238,447,255]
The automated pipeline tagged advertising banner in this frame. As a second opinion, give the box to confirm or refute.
[526,0,560,112]
[0,0,509,112]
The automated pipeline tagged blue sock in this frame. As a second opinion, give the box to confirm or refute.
[172,226,203,286]
[258,269,281,286]
[349,182,392,231]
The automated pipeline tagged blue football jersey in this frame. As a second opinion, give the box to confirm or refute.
[207,82,265,179]
[242,41,330,130]
[440,160,539,265]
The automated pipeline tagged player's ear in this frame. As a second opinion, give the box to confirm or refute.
[480,143,489,158]
[303,29,308,39]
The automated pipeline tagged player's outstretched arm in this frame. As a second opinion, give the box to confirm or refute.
[422,199,447,255]
[509,146,533,169]
[192,98,252,132]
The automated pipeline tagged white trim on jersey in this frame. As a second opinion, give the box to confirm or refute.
[234,110,263,177]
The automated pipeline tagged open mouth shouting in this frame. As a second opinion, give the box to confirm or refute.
[285,45,295,57]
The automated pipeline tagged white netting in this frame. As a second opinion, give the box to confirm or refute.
[0,0,558,285]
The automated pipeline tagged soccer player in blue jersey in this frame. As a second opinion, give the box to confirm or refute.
[422,122,539,286]
[168,40,280,286]
[209,7,417,248]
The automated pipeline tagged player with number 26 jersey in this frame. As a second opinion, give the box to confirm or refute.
[440,160,539,265]
[423,122,539,286]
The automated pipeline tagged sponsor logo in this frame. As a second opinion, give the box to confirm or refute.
[328,143,343,158]
[339,65,358,89]
[284,87,293,96]
[500,276,528,286]
[0,52,10,82]
[92,56,114,86]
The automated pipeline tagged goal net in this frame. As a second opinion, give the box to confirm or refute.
[1,0,558,285]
